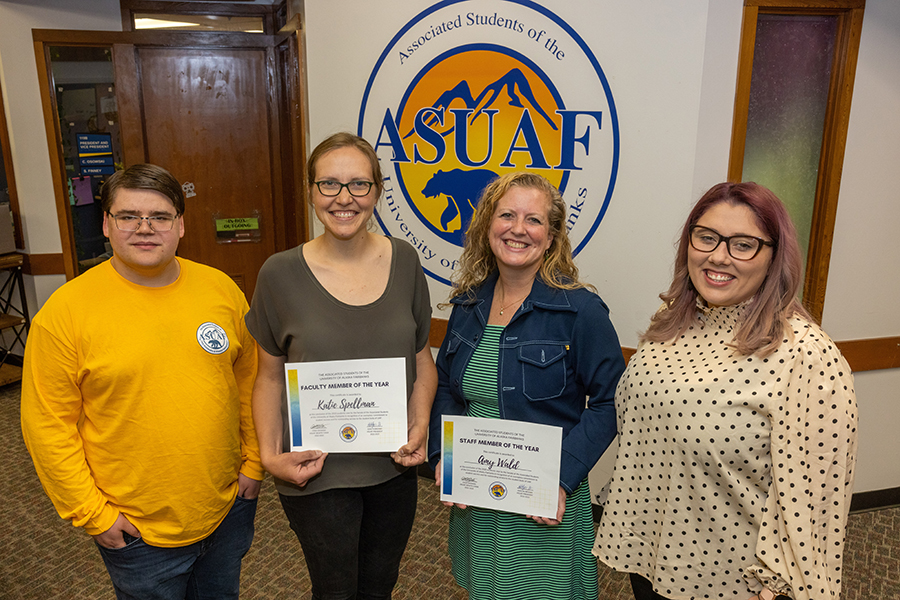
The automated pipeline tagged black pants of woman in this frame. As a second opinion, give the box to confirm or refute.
[279,468,418,600]
[630,573,674,600]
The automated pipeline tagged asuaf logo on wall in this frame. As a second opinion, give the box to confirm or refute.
[359,0,619,285]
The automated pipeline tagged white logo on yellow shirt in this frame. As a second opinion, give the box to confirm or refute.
[196,322,229,355]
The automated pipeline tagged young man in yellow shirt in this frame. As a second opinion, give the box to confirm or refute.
[21,163,324,599]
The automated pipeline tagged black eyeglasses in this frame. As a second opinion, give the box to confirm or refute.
[109,213,179,232]
[689,225,775,260]
[313,180,375,197]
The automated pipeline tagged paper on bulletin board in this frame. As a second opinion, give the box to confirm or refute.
[71,177,93,206]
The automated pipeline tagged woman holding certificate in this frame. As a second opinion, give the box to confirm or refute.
[246,133,437,600]
[428,172,625,599]
[594,182,858,600]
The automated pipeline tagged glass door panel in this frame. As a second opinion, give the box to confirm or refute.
[48,45,123,273]
[742,14,837,294]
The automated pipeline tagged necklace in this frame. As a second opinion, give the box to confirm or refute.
[497,292,529,315]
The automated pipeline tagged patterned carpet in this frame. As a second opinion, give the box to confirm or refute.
[2,382,897,599]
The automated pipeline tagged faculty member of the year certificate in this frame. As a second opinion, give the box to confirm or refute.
[284,357,407,453]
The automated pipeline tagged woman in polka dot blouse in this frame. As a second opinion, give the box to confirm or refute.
[594,182,858,600]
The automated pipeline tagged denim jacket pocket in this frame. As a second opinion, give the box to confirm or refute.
[518,343,567,401]
[445,332,463,356]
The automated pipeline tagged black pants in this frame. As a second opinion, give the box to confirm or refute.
[630,573,673,600]
[279,468,418,600]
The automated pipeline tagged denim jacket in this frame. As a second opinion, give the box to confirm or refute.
[428,273,625,493]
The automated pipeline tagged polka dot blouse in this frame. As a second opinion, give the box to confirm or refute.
[594,302,858,600]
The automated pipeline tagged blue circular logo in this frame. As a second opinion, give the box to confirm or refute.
[341,424,358,442]
[196,322,229,355]
[359,0,619,285]
[490,481,508,500]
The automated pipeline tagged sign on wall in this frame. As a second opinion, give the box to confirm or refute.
[359,0,619,285]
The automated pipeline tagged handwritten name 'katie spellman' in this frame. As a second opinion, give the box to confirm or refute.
[316,398,377,411]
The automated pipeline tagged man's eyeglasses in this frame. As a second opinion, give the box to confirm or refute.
[313,180,375,197]
[689,225,774,261]
[109,213,178,232]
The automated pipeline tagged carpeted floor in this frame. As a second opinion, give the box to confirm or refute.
[2,382,897,599]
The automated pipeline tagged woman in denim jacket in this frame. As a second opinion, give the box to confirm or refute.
[428,172,625,600]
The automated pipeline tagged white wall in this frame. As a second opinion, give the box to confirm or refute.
[820,0,900,493]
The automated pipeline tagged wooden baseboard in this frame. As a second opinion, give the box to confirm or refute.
[849,486,900,513]
[21,253,66,276]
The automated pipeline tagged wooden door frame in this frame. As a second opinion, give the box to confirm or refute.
[273,14,311,245]
[33,28,307,279]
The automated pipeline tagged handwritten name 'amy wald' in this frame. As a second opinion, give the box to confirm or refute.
[477,455,520,471]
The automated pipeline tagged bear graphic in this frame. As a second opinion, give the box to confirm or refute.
[202,332,224,349]
[421,168,499,245]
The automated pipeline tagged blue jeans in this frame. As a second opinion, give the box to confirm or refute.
[279,468,418,600]
[96,495,257,600]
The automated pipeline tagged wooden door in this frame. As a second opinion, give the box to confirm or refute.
[34,29,307,299]
[134,45,282,299]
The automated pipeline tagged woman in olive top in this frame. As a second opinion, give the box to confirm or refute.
[246,133,437,600]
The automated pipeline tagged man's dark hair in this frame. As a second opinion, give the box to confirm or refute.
[100,163,185,215]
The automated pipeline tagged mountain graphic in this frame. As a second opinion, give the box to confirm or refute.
[402,68,559,139]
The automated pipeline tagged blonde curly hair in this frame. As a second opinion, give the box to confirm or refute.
[450,172,590,300]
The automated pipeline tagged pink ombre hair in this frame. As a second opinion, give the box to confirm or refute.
[643,182,811,356]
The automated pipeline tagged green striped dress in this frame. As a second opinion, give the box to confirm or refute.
[448,325,598,600]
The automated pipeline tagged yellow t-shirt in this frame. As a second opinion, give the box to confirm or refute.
[21,258,261,547]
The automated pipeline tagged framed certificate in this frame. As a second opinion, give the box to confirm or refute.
[285,357,407,453]
[440,415,562,518]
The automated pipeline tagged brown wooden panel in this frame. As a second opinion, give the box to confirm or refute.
[621,339,899,372]
[122,0,277,28]
[836,336,900,372]
[746,0,864,8]
[21,253,67,276]
[137,46,279,300]
[619,341,900,372]
[112,44,146,166]
[727,6,758,182]
[429,317,448,348]
[33,29,273,48]
[274,24,309,248]
[264,45,287,252]
[32,39,77,281]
